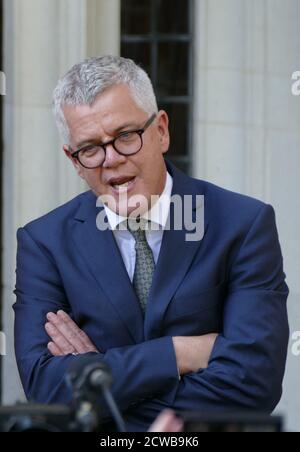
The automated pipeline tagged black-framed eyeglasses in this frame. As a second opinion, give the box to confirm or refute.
[70,113,156,169]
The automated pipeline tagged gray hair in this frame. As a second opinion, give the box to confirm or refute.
[53,55,158,143]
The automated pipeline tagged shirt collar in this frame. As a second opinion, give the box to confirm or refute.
[104,171,173,231]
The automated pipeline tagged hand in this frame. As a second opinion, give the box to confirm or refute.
[148,410,183,433]
[45,310,99,356]
[172,334,218,376]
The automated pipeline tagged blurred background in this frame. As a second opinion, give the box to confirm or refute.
[0,0,300,431]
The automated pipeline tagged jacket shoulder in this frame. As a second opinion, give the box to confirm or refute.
[19,190,95,238]
[196,178,268,217]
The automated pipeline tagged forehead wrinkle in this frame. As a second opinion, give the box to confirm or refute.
[73,117,104,148]
[65,89,148,147]
[74,113,142,148]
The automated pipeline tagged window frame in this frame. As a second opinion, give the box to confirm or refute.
[121,0,194,174]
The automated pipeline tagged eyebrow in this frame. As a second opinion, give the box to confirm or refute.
[75,121,140,150]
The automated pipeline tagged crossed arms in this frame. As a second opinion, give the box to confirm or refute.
[14,204,289,417]
[45,309,217,376]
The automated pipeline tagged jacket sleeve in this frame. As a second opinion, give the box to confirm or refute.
[14,227,179,410]
[155,204,289,414]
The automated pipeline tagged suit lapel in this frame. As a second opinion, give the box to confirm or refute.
[71,192,144,343]
[144,162,209,339]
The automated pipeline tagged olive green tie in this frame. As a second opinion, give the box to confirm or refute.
[127,218,155,312]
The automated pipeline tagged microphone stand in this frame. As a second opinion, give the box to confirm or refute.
[68,357,127,432]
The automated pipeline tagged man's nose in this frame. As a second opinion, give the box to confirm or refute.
[102,144,127,169]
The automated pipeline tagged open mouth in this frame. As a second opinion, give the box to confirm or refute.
[109,176,136,193]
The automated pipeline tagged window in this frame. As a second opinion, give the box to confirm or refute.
[121,0,194,174]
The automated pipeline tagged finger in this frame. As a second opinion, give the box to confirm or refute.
[167,417,184,433]
[46,312,87,353]
[47,341,63,357]
[148,410,183,433]
[57,310,98,351]
[45,321,76,355]
[52,311,98,353]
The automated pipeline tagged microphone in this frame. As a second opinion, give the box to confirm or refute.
[67,356,126,432]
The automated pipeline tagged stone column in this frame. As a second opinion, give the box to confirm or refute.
[193,0,300,431]
[2,0,120,404]
[86,0,120,58]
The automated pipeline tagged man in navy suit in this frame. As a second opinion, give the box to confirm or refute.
[14,56,289,431]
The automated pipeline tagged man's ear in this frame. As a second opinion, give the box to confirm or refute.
[157,110,170,155]
[63,145,85,179]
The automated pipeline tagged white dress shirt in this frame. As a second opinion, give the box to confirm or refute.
[104,172,173,281]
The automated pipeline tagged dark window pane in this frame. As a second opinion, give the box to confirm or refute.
[121,0,193,176]
[157,42,189,96]
[156,0,189,34]
[121,42,151,77]
[160,103,189,156]
[121,0,152,35]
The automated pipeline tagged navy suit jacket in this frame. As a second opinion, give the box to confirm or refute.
[14,161,289,431]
